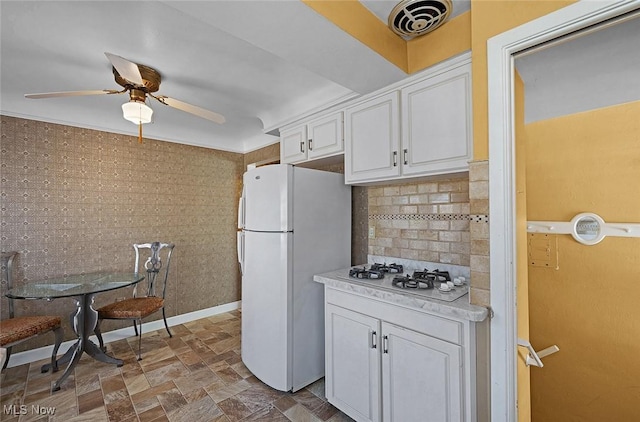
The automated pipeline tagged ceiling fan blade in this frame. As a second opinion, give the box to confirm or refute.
[25,89,120,99]
[157,96,226,124]
[104,52,144,86]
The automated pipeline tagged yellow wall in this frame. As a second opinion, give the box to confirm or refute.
[470,0,576,159]
[524,101,640,421]
[407,11,471,73]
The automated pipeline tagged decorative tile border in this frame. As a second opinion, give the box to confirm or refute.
[369,214,489,223]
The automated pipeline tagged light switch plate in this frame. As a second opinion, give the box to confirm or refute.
[369,226,375,238]
[528,233,558,269]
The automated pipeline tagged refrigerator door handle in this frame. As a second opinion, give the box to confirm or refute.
[237,188,245,229]
[237,231,245,274]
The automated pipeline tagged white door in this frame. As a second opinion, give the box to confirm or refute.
[243,164,292,232]
[325,304,381,422]
[241,230,292,391]
[382,322,463,422]
[308,112,343,160]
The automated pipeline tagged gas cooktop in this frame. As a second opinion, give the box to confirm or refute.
[340,265,468,303]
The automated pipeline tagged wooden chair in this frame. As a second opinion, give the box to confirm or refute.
[94,242,174,360]
[0,251,64,371]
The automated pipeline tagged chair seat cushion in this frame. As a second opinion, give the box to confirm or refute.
[0,316,62,346]
[97,297,164,320]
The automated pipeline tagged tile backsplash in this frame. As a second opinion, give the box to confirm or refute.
[367,170,490,308]
[367,175,472,267]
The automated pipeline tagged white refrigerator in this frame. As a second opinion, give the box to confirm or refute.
[237,164,351,392]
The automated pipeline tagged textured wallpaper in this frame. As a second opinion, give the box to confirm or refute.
[0,116,244,349]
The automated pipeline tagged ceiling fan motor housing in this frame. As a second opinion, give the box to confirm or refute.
[112,64,162,93]
[388,0,452,38]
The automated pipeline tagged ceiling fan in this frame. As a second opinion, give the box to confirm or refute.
[25,52,225,142]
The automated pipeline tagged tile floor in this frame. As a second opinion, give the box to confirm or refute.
[0,310,354,422]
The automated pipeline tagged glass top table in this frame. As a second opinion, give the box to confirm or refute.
[6,272,144,300]
[6,272,144,391]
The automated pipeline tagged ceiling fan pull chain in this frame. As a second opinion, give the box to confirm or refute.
[138,122,143,144]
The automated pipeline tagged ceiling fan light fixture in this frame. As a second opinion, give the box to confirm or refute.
[122,100,153,125]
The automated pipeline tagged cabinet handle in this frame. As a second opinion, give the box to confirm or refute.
[300,141,305,153]
[403,149,408,165]
[371,330,377,349]
[383,335,389,354]
[308,139,313,151]
[392,151,398,167]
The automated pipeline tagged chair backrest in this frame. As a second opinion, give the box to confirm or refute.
[133,242,175,299]
[1,251,18,319]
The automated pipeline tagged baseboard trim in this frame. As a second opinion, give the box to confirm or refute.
[6,301,241,368]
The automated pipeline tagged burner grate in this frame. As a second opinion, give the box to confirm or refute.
[349,267,385,279]
[370,263,404,274]
[392,274,434,290]
[413,269,451,282]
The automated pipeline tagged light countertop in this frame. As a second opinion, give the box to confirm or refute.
[314,268,489,322]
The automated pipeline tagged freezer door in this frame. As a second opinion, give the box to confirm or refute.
[243,164,292,232]
[241,231,292,391]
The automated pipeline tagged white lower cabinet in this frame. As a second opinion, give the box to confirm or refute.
[325,288,473,422]
[325,304,381,422]
[382,322,462,422]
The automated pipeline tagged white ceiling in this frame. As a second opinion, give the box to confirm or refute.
[515,12,640,123]
[0,0,472,153]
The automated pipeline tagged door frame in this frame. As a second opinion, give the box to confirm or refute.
[486,1,639,420]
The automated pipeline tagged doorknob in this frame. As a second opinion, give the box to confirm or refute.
[517,338,559,367]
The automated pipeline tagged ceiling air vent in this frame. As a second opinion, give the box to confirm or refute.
[388,0,452,39]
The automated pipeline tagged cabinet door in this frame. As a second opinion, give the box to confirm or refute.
[326,304,382,422]
[401,64,472,176]
[345,92,400,184]
[308,112,343,160]
[382,322,463,422]
[281,125,308,164]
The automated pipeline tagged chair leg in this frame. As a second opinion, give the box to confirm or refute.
[49,326,64,373]
[133,320,139,337]
[1,346,12,370]
[0,348,7,371]
[162,307,172,338]
[94,320,106,352]
[136,319,143,361]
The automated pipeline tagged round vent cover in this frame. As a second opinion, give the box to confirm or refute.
[388,0,452,38]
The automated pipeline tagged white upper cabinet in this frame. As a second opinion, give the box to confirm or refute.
[345,54,473,184]
[401,63,472,177]
[280,112,343,165]
[281,125,308,164]
[308,112,344,160]
[345,92,400,184]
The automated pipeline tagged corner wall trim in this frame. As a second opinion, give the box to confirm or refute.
[6,301,241,368]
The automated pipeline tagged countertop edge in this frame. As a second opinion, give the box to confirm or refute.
[314,270,489,322]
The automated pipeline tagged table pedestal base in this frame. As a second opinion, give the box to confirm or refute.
[42,294,124,391]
